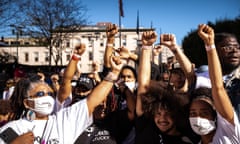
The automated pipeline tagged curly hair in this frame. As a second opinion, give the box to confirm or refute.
[140,80,189,131]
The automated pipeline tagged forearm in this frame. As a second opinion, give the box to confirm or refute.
[58,59,78,103]
[129,52,138,61]
[87,71,119,114]
[173,46,195,84]
[137,47,151,116]
[206,45,234,122]
[104,38,115,67]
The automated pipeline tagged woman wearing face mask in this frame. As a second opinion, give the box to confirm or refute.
[0,54,124,144]
[188,24,240,144]
[116,65,137,110]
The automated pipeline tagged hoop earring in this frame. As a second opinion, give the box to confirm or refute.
[26,110,36,121]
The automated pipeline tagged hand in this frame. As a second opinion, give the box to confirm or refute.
[88,61,101,82]
[115,46,131,59]
[106,24,118,39]
[110,55,124,73]
[160,34,178,51]
[73,43,86,56]
[142,31,157,46]
[10,132,34,144]
[198,24,215,46]
[153,45,164,56]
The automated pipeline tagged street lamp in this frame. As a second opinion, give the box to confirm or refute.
[9,25,23,64]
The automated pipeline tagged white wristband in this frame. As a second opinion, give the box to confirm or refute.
[107,43,114,47]
[72,53,81,61]
[205,44,216,51]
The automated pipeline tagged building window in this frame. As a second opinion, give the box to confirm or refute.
[66,54,71,61]
[122,39,127,46]
[99,51,104,59]
[100,42,104,47]
[89,51,93,60]
[44,52,49,62]
[34,52,39,62]
[24,42,30,45]
[66,41,70,47]
[24,52,29,62]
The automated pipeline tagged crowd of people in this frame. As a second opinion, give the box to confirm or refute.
[0,23,240,144]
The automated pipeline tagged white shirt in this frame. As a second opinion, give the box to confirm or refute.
[0,99,93,144]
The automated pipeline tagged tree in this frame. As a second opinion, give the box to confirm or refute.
[15,0,88,67]
[182,17,240,68]
[0,0,21,35]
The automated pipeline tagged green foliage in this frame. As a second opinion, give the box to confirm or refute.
[182,17,240,68]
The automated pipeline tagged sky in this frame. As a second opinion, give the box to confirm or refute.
[81,0,240,44]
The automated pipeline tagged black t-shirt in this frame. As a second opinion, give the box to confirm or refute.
[75,109,134,144]
[135,115,194,144]
[92,109,134,144]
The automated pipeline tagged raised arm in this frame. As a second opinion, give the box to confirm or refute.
[160,34,195,85]
[136,31,157,116]
[87,55,124,114]
[104,24,118,68]
[198,24,234,124]
[58,43,86,103]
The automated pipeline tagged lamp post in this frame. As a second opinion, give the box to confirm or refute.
[10,25,23,64]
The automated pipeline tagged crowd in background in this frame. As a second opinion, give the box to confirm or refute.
[0,23,240,144]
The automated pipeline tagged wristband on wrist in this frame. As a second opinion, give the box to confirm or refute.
[104,72,118,82]
[205,44,216,51]
[72,54,81,61]
[107,43,114,47]
[142,45,152,50]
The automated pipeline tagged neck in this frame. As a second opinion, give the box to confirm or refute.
[35,114,49,120]
[200,131,215,144]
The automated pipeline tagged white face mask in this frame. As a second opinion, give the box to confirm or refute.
[189,117,216,135]
[28,96,55,116]
[125,81,136,92]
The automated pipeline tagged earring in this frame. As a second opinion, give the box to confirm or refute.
[26,110,36,121]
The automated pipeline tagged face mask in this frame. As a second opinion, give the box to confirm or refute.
[125,81,136,92]
[189,117,216,135]
[28,96,55,116]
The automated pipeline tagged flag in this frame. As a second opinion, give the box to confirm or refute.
[119,0,124,17]
[136,10,139,34]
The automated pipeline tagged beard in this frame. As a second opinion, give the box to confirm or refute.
[221,61,239,75]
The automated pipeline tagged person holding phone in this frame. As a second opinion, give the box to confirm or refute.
[0,43,124,144]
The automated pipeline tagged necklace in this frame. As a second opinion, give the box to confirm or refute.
[40,120,48,144]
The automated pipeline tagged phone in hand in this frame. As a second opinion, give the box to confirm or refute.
[0,127,19,143]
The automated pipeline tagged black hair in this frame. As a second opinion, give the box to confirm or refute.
[141,80,189,132]
[215,32,238,47]
[120,65,137,80]
[189,87,217,118]
[9,73,43,120]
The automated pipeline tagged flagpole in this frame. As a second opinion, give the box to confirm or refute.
[118,0,124,47]
[137,10,139,40]
[119,10,121,47]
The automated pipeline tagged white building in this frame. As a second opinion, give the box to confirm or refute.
[0,24,174,73]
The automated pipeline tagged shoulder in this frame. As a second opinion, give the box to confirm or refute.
[0,119,31,134]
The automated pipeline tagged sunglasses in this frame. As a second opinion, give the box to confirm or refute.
[30,91,54,98]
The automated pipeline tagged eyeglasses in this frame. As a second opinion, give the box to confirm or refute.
[221,44,240,52]
[30,91,53,98]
